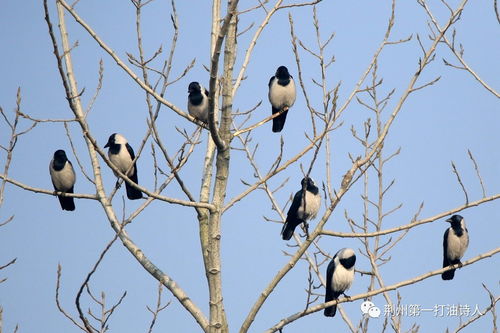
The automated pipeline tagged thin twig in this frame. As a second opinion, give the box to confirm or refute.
[146,283,171,333]
[56,265,87,331]
[420,0,500,98]
[453,285,500,332]
[468,149,486,198]
[57,0,204,125]
[451,161,469,205]
[75,234,121,332]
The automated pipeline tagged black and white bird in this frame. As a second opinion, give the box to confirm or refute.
[324,248,356,317]
[187,81,209,124]
[49,149,76,211]
[442,214,469,280]
[104,133,142,200]
[268,66,296,133]
[281,177,321,240]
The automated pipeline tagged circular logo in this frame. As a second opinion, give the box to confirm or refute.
[368,306,381,318]
[360,300,380,318]
[360,301,375,314]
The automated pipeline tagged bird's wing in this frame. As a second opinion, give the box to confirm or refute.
[125,142,139,183]
[268,76,275,88]
[68,160,76,188]
[49,161,57,190]
[325,258,336,302]
[125,143,136,160]
[287,190,303,220]
[442,228,450,267]
[465,227,469,248]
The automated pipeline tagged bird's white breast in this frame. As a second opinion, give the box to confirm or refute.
[108,145,134,177]
[188,93,209,123]
[50,160,75,191]
[446,227,468,261]
[268,79,296,109]
[331,263,354,293]
[297,191,320,220]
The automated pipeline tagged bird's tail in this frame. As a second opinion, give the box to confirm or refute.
[272,107,288,133]
[58,188,75,211]
[281,218,300,241]
[126,171,143,200]
[442,258,460,280]
[324,304,338,317]
[324,292,341,317]
[441,268,455,280]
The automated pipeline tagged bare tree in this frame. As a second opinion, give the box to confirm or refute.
[0,0,498,332]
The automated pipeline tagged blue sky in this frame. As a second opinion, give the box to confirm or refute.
[1,0,499,332]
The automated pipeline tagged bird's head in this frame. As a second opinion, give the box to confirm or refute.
[446,214,464,229]
[188,82,201,94]
[53,149,68,162]
[338,248,356,269]
[275,66,290,79]
[104,133,127,148]
[301,177,317,190]
[445,214,463,224]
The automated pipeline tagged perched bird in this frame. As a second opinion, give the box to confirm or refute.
[268,65,296,132]
[281,177,321,240]
[324,248,356,317]
[49,149,76,211]
[187,81,209,124]
[442,214,469,280]
[104,133,142,200]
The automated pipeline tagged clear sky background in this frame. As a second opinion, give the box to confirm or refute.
[0,0,499,332]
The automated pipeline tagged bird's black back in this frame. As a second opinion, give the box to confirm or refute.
[281,189,304,240]
[324,256,340,317]
[124,143,142,200]
[442,228,454,280]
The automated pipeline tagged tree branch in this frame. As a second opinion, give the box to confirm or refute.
[322,193,500,238]
[57,0,206,126]
[266,247,500,332]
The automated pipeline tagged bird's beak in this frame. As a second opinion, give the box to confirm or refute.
[104,142,109,148]
[445,218,452,223]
